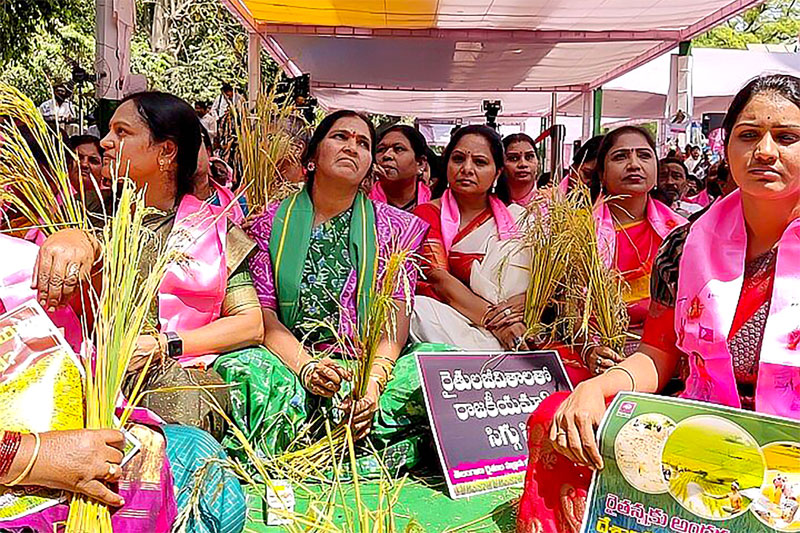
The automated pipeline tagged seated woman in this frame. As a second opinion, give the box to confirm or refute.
[411,125,530,351]
[517,74,800,533]
[498,133,540,206]
[587,127,687,368]
[0,231,245,533]
[370,125,432,211]
[215,110,441,473]
[93,92,263,439]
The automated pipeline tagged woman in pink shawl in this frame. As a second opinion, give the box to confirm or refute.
[497,133,540,206]
[587,126,687,373]
[517,73,800,533]
[412,125,530,351]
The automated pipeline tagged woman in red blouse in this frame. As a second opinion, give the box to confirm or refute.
[517,74,800,533]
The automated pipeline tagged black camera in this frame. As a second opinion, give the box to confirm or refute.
[483,100,502,130]
[72,65,96,84]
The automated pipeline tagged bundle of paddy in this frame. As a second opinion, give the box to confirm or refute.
[0,83,86,234]
[65,177,185,532]
[232,85,303,210]
[272,238,420,484]
[518,188,578,341]
[563,187,629,355]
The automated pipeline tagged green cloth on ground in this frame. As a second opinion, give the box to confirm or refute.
[213,343,453,477]
[242,475,518,532]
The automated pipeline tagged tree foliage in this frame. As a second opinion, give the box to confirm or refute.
[1,0,278,106]
[695,0,800,49]
[0,0,90,64]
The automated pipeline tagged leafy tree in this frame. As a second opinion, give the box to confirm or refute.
[695,0,800,48]
[0,0,94,104]
[2,0,278,107]
[0,0,87,63]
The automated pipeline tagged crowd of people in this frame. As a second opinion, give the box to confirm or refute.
[0,72,798,532]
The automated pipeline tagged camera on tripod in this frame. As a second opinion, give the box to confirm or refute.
[71,64,96,84]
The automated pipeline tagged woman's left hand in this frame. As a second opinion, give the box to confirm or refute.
[33,229,99,311]
[585,345,625,376]
[129,334,165,372]
[340,383,381,441]
[483,294,525,330]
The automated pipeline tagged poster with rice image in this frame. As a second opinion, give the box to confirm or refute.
[417,350,572,499]
[0,303,84,522]
[581,392,800,533]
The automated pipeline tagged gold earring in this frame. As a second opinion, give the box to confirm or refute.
[159,159,166,172]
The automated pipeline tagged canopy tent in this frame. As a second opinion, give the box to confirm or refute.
[558,46,800,119]
[221,0,764,120]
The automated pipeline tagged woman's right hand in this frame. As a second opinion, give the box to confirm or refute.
[303,357,352,398]
[33,229,99,311]
[549,380,607,470]
[18,429,125,507]
[492,322,530,351]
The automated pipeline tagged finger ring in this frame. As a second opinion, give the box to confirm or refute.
[556,430,567,438]
[67,263,80,278]
[503,308,512,317]
[514,336,525,349]
[107,463,120,478]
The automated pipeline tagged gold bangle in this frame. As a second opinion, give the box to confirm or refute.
[369,374,388,394]
[7,433,41,487]
[604,366,637,392]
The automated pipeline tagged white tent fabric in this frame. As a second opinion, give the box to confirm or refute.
[559,47,800,119]
[221,0,764,119]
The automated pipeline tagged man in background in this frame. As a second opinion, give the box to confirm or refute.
[210,82,243,122]
[195,100,217,140]
[38,83,76,132]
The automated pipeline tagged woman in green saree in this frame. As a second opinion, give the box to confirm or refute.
[214,110,446,473]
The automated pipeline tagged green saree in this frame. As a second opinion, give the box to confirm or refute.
[214,189,452,477]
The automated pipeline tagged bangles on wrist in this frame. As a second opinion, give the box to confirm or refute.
[0,431,22,480]
[7,432,40,487]
[604,366,637,392]
[298,359,319,390]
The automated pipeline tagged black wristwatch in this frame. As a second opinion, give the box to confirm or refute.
[164,331,184,359]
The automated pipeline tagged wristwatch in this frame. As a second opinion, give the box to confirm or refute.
[164,331,184,359]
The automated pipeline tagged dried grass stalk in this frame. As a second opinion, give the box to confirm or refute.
[565,186,629,353]
[232,86,303,209]
[0,83,86,234]
[519,189,574,339]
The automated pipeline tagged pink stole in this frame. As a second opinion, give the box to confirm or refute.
[594,196,687,268]
[0,234,82,352]
[440,189,518,254]
[675,190,800,418]
[368,180,432,207]
[510,184,539,206]
[686,189,711,207]
[157,194,228,368]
